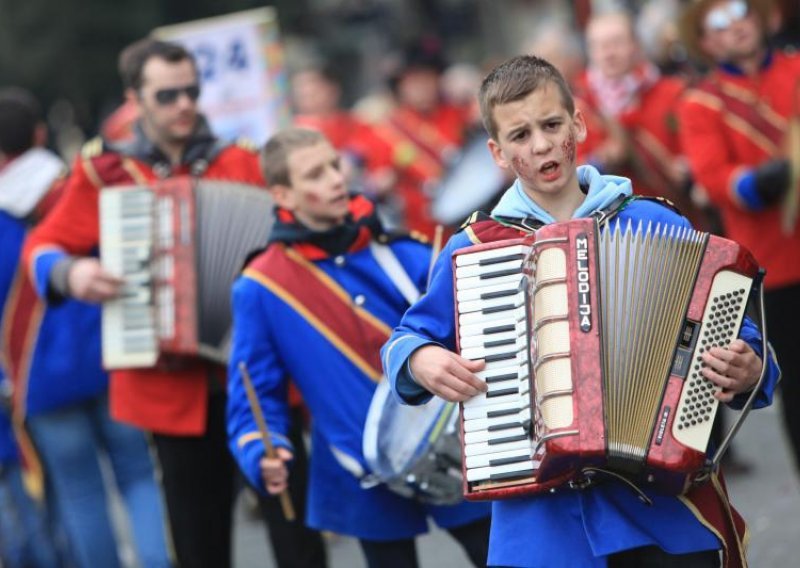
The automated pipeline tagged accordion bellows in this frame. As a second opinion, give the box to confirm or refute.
[99,176,273,369]
[454,218,759,500]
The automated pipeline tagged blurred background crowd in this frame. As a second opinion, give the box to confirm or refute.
[1,0,800,567]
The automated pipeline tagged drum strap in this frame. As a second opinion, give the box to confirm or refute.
[368,242,421,305]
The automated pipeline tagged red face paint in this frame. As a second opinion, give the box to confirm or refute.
[511,156,537,182]
[562,132,576,166]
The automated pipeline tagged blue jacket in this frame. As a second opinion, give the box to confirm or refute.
[383,166,780,567]
[1,211,107,419]
[226,235,490,541]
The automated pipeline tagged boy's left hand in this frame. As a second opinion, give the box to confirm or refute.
[700,339,762,403]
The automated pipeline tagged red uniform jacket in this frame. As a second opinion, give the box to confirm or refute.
[575,74,708,228]
[22,124,265,435]
[678,51,800,290]
[372,104,467,239]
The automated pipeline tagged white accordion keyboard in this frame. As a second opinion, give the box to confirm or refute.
[455,243,538,483]
[99,188,159,368]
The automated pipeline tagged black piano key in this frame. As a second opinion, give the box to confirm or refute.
[484,338,515,348]
[485,352,516,363]
[485,372,518,384]
[489,454,533,467]
[488,433,528,445]
[488,468,536,481]
[482,303,516,315]
[487,407,520,418]
[488,422,520,432]
[479,268,521,280]
[483,324,516,335]
[478,253,525,266]
[487,387,519,398]
[480,288,519,300]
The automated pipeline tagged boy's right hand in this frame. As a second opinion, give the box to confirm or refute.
[259,447,293,495]
[409,345,487,402]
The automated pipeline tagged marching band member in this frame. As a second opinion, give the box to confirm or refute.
[371,38,470,239]
[21,39,263,568]
[383,55,780,568]
[226,127,490,568]
[576,10,713,231]
[0,88,169,568]
[678,0,800,474]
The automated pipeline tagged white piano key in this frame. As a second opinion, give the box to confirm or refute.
[464,436,531,457]
[459,315,526,339]
[459,305,526,327]
[456,279,523,302]
[456,259,524,279]
[455,245,529,267]
[463,411,530,433]
[458,293,524,315]
[464,426,527,445]
[463,398,524,421]
[465,447,532,469]
[461,337,527,361]
[463,390,524,412]
[476,364,526,382]
[466,459,537,482]
[459,329,520,349]
[456,272,522,291]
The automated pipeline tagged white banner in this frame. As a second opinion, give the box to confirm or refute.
[154,7,289,145]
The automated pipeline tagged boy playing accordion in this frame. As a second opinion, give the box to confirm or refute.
[383,55,780,568]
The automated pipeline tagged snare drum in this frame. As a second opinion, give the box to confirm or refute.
[362,379,463,505]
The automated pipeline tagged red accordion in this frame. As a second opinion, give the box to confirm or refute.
[99,176,272,369]
[453,218,761,500]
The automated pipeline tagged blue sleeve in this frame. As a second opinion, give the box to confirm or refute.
[729,314,780,410]
[733,169,764,211]
[382,234,469,405]
[226,276,294,496]
[30,249,67,300]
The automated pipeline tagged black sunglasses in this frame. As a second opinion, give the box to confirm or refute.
[153,84,201,105]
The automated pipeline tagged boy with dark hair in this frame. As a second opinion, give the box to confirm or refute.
[383,55,780,567]
[226,127,491,568]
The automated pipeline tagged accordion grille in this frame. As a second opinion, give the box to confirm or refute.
[195,182,273,352]
[599,222,708,467]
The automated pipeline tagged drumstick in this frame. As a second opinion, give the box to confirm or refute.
[427,224,444,288]
[238,361,296,522]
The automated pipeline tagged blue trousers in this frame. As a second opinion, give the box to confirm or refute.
[27,393,172,568]
[0,460,63,568]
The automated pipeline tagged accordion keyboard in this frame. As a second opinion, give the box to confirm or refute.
[455,243,538,482]
[99,188,158,368]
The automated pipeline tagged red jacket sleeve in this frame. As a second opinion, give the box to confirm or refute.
[678,90,749,210]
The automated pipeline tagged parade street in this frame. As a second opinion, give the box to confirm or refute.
[233,395,800,567]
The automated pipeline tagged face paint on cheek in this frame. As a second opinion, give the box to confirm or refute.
[562,132,577,166]
[304,192,322,205]
[511,156,537,182]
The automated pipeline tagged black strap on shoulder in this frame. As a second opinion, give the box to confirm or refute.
[457,210,545,234]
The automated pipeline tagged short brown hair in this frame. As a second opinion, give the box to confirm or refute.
[261,127,327,187]
[478,55,575,140]
[118,38,196,90]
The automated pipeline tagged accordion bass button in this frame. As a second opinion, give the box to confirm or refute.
[354,294,366,306]
[334,255,346,267]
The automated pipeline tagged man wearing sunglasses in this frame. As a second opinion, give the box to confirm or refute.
[22,38,265,568]
[679,0,800,477]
